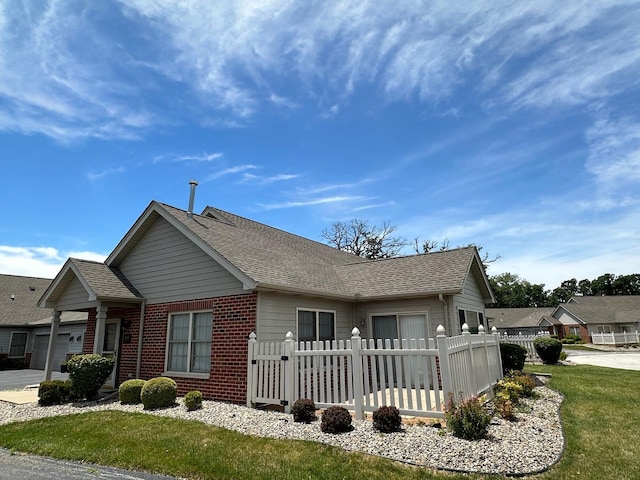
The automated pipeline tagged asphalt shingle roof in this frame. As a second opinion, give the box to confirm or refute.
[0,274,86,326]
[154,203,486,300]
[485,308,553,329]
[558,296,640,325]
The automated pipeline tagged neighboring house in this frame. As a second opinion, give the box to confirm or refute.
[485,307,553,336]
[542,295,640,343]
[39,198,495,403]
[0,274,86,370]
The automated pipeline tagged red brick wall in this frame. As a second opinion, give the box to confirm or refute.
[90,293,258,404]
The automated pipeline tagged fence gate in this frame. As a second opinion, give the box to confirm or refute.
[246,332,294,410]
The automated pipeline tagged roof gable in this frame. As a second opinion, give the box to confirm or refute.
[88,202,496,302]
[39,258,143,309]
[553,295,640,325]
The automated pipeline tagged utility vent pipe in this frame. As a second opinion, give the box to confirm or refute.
[187,180,198,218]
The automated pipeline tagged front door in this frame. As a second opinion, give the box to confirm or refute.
[102,319,121,388]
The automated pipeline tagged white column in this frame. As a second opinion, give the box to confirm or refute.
[93,304,108,354]
[43,310,61,381]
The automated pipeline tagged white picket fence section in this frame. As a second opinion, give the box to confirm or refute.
[247,323,503,419]
[591,331,640,346]
[498,332,549,361]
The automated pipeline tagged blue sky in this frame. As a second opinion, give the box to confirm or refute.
[1,0,639,290]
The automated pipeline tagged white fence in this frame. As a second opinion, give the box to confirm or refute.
[498,332,549,361]
[591,331,640,346]
[247,323,503,419]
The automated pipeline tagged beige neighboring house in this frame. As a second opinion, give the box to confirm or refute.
[486,307,553,336]
[38,198,496,404]
[0,274,87,370]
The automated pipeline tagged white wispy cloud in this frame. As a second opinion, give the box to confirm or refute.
[0,245,106,278]
[259,195,366,210]
[174,152,224,163]
[203,164,258,182]
[241,173,300,185]
[86,166,127,181]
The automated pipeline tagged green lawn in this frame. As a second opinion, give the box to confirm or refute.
[0,364,639,480]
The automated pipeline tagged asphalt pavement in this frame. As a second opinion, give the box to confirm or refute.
[0,449,180,480]
[0,369,68,390]
[564,348,640,371]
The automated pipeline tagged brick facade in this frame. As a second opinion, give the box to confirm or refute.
[83,293,257,404]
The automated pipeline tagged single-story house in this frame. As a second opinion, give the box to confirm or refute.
[485,307,553,336]
[0,274,87,370]
[39,195,495,403]
[542,295,640,343]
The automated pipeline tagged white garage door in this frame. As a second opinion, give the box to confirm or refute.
[30,333,70,370]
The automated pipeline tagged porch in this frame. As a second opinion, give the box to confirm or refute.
[591,331,640,346]
[247,323,503,419]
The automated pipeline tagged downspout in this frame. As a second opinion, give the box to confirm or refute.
[135,301,146,379]
[438,294,449,334]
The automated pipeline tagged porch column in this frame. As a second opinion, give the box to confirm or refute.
[93,304,108,354]
[43,310,61,381]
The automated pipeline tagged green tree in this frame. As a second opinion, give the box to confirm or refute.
[489,273,549,308]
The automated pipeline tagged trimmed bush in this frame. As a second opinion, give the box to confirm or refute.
[184,390,203,411]
[372,405,402,433]
[140,377,178,410]
[38,380,72,406]
[444,394,492,440]
[119,379,146,405]
[534,337,563,364]
[67,354,115,400]
[510,372,537,397]
[499,342,527,373]
[320,406,353,434]
[292,398,316,423]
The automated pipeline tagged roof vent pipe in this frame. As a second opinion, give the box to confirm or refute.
[187,180,198,218]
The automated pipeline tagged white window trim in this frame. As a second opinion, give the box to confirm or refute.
[296,308,336,343]
[163,310,212,378]
[8,331,28,358]
[369,311,430,341]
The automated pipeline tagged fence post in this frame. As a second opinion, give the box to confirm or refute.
[461,323,475,398]
[478,325,491,397]
[436,325,452,400]
[350,327,364,420]
[246,332,257,407]
[282,331,295,414]
[492,326,504,380]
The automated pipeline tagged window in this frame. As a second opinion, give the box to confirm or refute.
[9,332,27,358]
[372,313,428,341]
[166,312,213,374]
[297,309,335,343]
[458,309,484,333]
[570,326,581,336]
[596,325,611,334]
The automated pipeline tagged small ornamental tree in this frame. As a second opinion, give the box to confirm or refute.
[499,343,527,373]
[67,354,115,401]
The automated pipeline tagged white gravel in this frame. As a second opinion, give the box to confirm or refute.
[0,379,565,476]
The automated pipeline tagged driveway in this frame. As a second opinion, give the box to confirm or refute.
[0,369,68,391]
[564,349,640,371]
[0,449,179,480]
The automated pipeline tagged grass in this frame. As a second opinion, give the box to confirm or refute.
[0,364,639,479]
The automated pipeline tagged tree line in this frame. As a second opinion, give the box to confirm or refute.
[321,218,639,308]
[490,272,640,308]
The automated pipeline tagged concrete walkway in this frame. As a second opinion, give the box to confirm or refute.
[0,369,69,404]
[564,348,640,371]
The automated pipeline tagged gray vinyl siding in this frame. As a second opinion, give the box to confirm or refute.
[119,217,245,304]
[256,291,354,342]
[452,273,487,333]
[354,297,444,339]
[57,277,94,311]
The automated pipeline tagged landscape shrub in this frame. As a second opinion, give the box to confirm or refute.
[495,398,516,420]
[534,337,563,364]
[292,398,316,423]
[38,380,72,406]
[494,378,523,404]
[140,377,178,410]
[561,334,583,345]
[184,390,203,411]
[444,394,492,441]
[320,406,353,434]
[67,354,115,400]
[510,371,537,397]
[372,405,402,433]
[499,343,527,373]
[119,379,146,405]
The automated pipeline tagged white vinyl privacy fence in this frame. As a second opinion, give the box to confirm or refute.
[591,331,640,346]
[498,332,549,361]
[247,324,503,419]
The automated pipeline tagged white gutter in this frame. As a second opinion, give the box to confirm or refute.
[439,293,449,333]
